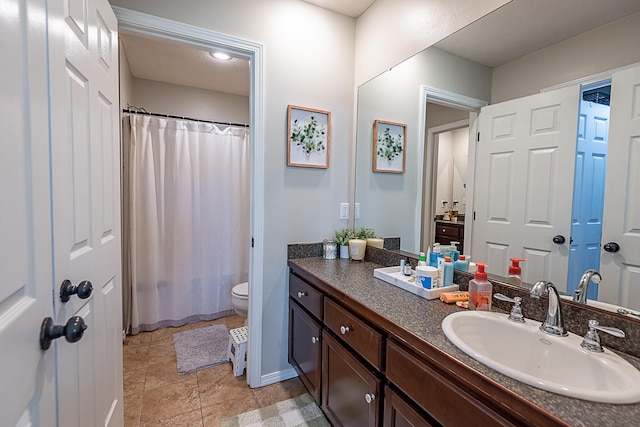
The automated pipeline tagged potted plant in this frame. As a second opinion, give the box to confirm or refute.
[356,227,383,249]
[335,228,355,259]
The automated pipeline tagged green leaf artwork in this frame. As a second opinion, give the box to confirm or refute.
[377,127,403,165]
[291,115,327,158]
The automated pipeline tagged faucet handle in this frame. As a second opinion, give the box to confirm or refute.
[580,319,625,352]
[494,293,525,323]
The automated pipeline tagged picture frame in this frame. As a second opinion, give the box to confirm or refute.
[373,120,406,173]
[287,105,331,168]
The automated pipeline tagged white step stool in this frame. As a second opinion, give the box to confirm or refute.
[227,326,248,377]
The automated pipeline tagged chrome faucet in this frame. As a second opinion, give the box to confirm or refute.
[573,269,602,304]
[530,281,568,337]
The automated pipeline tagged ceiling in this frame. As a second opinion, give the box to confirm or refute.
[120,0,640,97]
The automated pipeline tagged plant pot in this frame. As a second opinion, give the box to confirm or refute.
[348,239,367,261]
[366,238,384,249]
[339,245,350,259]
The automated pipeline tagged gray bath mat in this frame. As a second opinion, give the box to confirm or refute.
[173,324,229,374]
[221,393,330,427]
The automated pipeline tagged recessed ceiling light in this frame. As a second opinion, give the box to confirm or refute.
[211,51,232,61]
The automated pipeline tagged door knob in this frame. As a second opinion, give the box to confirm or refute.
[40,316,87,350]
[60,279,93,302]
[603,242,620,253]
[552,235,566,244]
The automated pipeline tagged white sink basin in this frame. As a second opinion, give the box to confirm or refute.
[442,310,640,403]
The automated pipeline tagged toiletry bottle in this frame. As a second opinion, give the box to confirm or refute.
[418,252,427,266]
[454,254,469,272]
[443,256,454,287]
[430,244,441,267]
[437,256,445,288]
[403,259,411,276]
[507,258,525,286]
[449,241,460,261]
[468,262,492,311]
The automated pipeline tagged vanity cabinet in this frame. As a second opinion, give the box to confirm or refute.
[383,385,437,427]
[322,331,381,426]
[434,220,464,249]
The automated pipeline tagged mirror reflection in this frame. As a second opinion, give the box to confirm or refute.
[354,0,640,314]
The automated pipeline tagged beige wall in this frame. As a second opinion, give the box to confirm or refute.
[109,0,356,381]
[492,12,640,102]
[130,78,249,124]
[354,0,508,86]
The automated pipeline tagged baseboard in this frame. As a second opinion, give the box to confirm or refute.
[258,367,298,387]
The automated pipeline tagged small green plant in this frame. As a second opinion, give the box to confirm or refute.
[291,116,327,158]
[377,127,403,165]
[334,228,355,246]
[355,227,377,239]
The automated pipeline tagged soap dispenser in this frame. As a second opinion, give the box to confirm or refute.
[430,244,442,267]
[469,263,492,311]
[507,258,525,287]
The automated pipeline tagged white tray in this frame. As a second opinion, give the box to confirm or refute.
[374,266,459,300]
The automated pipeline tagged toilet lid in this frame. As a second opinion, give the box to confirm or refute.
[232,282,249,297]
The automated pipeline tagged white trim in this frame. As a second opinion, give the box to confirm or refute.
[541,62,640,93]
[416,86,486,253]
[113,7,266,388]
[260,368,298,387]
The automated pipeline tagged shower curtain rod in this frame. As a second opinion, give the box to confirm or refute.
[122,108,249,128]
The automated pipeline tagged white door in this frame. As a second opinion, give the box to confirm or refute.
[567,100,609,297]
[472,86,580,290]
[48,0,123,425]
[599,66,640,311]
[0,0,123,425]
[0,0,57,425]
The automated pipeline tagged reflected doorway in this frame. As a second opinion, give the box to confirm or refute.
[567,81,611,299]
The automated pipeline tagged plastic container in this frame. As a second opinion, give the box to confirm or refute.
[448,241,461,261]
[443,256,454,287]
[430,244,442,267]
[454,254,469,272]
[437,256,445,288]
[507,258,525,286]
[468,262,492,311]
[415,265,439,289]
[418,252,427,266]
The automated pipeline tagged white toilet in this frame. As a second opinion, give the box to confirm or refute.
[231,282,249,319]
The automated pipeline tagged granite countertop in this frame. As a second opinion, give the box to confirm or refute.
[288,257,640,427]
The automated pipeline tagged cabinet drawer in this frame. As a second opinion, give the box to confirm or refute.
[436,223,461,239]
[324,298,383,370]
[386,340,512,426]
[289,273,324,320]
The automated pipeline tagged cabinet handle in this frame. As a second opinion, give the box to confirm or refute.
[339,325,351,335]
[364,393,376,404]
[297,291,307,298]
[311,336,319,344]
[442,228,446,233]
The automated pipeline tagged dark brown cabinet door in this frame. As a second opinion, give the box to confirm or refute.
[289,300,322,403]
[322,331,381,427]
[383,385,438,427]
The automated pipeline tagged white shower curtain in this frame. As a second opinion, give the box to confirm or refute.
[124,114,250,334]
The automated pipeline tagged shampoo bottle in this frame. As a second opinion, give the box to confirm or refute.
[507,258,525,286]
[454,254,469,272]
[468,262,492,311]
[418,252,427,266]
[443,256,454,287]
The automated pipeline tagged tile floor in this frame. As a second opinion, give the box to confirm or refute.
[123,315,307,426]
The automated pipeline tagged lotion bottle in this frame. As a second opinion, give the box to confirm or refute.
[468,262,492,311]
[430,244,442,267]
[443,256,454,287]
[507,258,525,286]
[454,255,469,272]
[418,252,427,266]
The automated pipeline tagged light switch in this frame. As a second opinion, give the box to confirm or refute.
[354,203,360,219]
[340,203,349,220]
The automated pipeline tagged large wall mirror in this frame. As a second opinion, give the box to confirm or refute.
[354,0,640,315]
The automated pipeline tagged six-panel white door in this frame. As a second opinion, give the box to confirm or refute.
[0,0,57,425]
[48,0,123,425]
[599,66,640,311]
[472,86,580,290]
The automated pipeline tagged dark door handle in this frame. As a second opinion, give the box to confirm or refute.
[60,279,93,303]
[553,235,566,244]
[603,242,620,253]
[40,316,87,350]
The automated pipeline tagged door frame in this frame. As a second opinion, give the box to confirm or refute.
[418,85,487,254]
[112,7,265,388]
